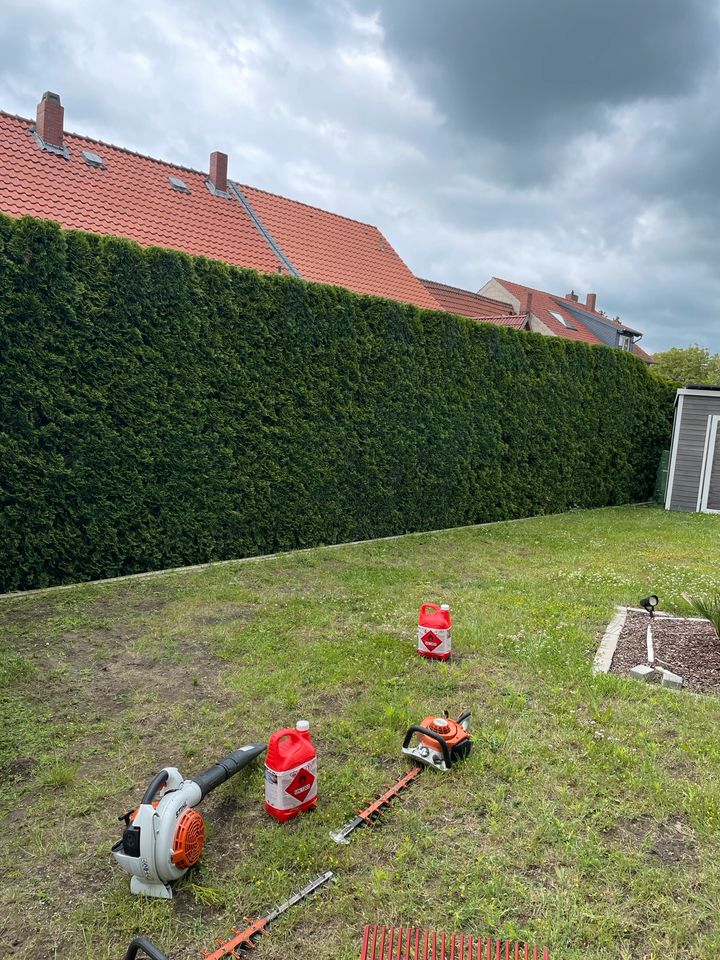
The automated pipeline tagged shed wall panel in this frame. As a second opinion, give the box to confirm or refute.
[707,433,720,510]
[668,394,720,511]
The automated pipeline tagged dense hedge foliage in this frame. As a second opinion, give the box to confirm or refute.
[0,214,674,591]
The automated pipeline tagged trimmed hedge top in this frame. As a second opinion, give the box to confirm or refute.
[0,213,673,592]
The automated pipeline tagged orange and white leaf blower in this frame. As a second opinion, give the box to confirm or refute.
[112,743,265,899]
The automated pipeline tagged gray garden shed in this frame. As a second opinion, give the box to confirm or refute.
[665,385,720,512]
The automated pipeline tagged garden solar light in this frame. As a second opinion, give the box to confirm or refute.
[640,595,659,617]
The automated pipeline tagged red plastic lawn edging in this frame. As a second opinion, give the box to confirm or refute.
[360,925,550,960]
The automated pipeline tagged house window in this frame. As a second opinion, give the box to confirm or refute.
[618,334,633,351]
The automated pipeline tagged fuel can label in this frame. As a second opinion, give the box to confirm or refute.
[418,626,451,656]
[265,758,318,811]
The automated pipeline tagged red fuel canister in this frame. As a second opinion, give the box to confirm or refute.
[417,602,452,660]
[264,720,318,822]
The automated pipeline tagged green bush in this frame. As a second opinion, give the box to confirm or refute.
[0,214,674,591]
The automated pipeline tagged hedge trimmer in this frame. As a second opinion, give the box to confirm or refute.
[201,870,334,958]
[330,710,472,845]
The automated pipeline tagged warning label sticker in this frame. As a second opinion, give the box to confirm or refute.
[265,758,318,810]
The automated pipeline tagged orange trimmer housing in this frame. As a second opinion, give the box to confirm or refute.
[402,710,471,771]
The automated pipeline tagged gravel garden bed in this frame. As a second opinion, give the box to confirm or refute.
[610,610,720,694]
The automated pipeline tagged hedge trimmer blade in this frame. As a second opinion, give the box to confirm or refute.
[330,766,423,845]
[201,871,334,958]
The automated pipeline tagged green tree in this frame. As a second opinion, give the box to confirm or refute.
[653,344,720,386]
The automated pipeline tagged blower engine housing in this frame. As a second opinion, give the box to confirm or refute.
[113,744,265,898]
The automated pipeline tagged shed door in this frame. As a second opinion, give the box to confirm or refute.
[699,415,720,513]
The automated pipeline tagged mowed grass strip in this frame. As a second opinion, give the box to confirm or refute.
[2,505,720,960]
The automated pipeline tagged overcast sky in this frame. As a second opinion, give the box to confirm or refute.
[2,0,719,352]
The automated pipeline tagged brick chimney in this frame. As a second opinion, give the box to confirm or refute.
[566,290,579,302]
[209,151,228,194]
[36,91,64,148]
[586,293,597,312]
[522,291,534,315]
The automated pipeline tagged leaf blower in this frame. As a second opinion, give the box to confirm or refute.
[112,743,266,899]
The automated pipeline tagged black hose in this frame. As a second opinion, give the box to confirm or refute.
[191,743,266,798]
[456,710,471,725]
[124,936,170,960]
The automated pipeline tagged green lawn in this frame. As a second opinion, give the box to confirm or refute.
[2,505,720,960]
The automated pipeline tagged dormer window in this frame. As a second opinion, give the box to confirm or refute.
[618,334,633,351]
[549,309,577,331]
[169,175,190,194]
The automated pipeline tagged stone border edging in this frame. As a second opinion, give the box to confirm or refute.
[593,605,627,674]
[0,500,656,603]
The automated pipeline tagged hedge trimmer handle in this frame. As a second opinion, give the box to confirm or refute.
[402,725,453,768]
[124,937,170,960]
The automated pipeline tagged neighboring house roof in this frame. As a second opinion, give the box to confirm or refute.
[419,278,515,319]
[0,107,440,311]
[473,313,530,330]
[491,278,655,362]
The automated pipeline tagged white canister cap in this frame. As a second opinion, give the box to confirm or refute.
[440,604,450,611]
[296,719,310,732]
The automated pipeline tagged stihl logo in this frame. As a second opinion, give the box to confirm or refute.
[422,631,442,651]
[285,767,315,801]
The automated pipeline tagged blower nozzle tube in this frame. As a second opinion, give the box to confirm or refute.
[191,743,266,798]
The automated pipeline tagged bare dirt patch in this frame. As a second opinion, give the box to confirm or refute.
[600,815,696,866]
[610,611,720,693]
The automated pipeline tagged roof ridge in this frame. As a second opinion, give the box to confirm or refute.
[1,109,392,236]
[493,276,544,295]
[552,294,640,333]
[0,109,205,176]
[239,181,382,232]
[420,277,513,306]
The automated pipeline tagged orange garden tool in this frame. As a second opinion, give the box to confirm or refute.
[201,871,334,958]
[330,710,471,844]
[359,925,550,960]
[113,744,266,899]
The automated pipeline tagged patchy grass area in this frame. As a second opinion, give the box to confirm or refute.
[2,505,720,960]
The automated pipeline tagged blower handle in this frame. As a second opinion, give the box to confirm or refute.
[191,743,266,799]
[141,770,169,806]
[456,710,471,726]
[124,936,170,960]
[403,725,453,769]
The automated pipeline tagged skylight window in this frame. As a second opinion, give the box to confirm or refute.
[549,310,577,331]
[168,175,191,194]
[82,149,105,168]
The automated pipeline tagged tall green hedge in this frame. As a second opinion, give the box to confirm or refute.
[0,214,673,592]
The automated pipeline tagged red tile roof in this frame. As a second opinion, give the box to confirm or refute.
[418,278,518,320]
[0,109,440,311]
[473,313,530,330]
[241,186,440,309]
[0,112,280,274]
[492,278,654,361]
